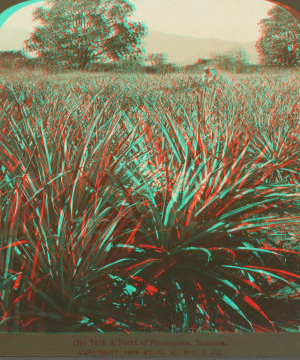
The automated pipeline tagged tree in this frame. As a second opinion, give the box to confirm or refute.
[211,52,232,71]
[24,0,147,71]
[227,48,250,73]
[147,53,168,67]
[194,58,211,66]
[211,47,249,73]
[256,5,300,67]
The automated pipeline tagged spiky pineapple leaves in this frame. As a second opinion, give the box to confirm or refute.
[1,76,300,332]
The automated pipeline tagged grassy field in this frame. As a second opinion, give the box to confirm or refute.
[0,69,300,333]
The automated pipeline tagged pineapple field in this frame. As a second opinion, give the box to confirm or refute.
[0,69,300,333]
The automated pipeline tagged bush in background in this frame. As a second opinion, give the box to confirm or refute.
[0,51,35,71]
[212,47,250,73]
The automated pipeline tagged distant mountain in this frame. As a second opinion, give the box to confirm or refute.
[143,31,259,65]
[0,27,259,65]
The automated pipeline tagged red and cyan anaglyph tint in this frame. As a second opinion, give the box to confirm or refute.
[0,0,300,334]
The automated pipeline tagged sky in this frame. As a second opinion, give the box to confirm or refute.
[0,0,274,52]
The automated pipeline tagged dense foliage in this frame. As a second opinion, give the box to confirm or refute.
[0,51,34,70]
[24,0,147,71]
[0,71,300,333]
[212,48,250,73]
[256,5,300,67]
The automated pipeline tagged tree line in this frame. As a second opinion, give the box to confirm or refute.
[1,0,299,73]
